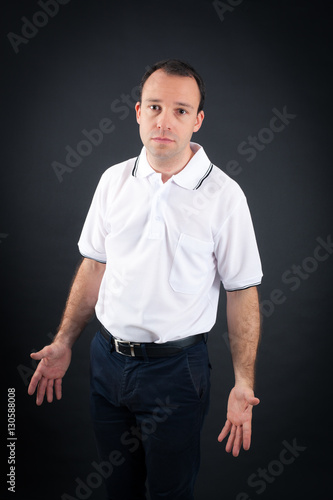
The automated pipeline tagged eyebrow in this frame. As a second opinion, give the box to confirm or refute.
[144,98,194,110]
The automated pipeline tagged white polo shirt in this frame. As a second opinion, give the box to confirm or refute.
[78,142,263,343]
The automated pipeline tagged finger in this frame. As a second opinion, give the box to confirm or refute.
[225,424,237,453]
[36,377,48,406]
[28,370,42,396]
[46,379,54,403]
[232,425,243,457]
[242,420,252,451]
[54,379,62,400]
[217,420,232,442]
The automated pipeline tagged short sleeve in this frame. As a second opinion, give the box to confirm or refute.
[214,196,263,291]
[78,175,108,263]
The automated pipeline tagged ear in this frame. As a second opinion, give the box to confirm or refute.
[193,110,204,133]
[135,102,141,124]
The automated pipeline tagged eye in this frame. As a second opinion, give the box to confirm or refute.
[177,109,187,115]
[149,105,160,111]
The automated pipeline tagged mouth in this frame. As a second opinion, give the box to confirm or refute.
[151,137,174,144]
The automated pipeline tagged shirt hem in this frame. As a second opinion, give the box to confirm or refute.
[79,251,107,264]
[224,281,262,292]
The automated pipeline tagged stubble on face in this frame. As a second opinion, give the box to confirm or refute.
[136,70,204,180]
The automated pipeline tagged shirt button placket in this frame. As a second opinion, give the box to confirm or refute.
[149,184,164,239]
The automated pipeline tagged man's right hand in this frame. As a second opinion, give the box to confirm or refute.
[27,342,72,405]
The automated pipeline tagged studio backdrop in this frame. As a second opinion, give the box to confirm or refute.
[1,1,332,499]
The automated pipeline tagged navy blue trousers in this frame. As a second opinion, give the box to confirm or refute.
[90,330,211,500]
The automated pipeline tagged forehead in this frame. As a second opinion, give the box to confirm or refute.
[142,69,200,107]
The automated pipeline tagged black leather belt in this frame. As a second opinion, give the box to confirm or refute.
[100,324,205,358]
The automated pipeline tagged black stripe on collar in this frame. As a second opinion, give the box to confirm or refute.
[193,163,213,190]
[131,157,139,177]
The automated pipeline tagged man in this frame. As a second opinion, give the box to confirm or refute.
[28,59,263,500]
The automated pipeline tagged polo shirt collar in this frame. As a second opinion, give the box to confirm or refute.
[132,142,213,190]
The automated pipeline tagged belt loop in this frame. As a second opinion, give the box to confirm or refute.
[100,323,114,353]
[110,335,115,353]
[141,343,149,362]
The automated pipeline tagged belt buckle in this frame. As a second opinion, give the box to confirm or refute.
[114,338,141,357]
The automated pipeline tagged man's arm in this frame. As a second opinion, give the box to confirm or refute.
[218,286,261,456]
[28,257,106,405]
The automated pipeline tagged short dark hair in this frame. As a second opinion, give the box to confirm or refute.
[138,59,205,113]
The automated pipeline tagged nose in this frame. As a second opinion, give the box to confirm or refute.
[156,109,172,131]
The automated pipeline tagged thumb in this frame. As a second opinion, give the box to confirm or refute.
[30,345,55,361]
[246,395,260,406]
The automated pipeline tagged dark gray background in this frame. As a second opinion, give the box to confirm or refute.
[2,0,332,499]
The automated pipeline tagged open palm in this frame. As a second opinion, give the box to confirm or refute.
[28,342,72,405]
[218,385,260,457]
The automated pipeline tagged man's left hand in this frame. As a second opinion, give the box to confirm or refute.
[217,385,260,457]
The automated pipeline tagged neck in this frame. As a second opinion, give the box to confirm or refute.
[147,144,194,183]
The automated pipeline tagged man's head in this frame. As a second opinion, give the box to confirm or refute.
[138,59,206,113]
[135,59,205,177]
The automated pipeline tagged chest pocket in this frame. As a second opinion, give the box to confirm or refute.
[169,233,215,294]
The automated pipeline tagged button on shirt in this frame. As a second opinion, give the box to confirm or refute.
[78,142,263,343]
